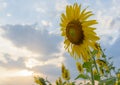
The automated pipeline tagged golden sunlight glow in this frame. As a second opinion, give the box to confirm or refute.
[0,67,33,77]
[25,58,44,69]
[16,70,33,77]
[25,57,65,69]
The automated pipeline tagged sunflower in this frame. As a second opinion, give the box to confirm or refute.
[96,59,108,70]
[55,77,62,85]
[60,3,100,61]
[76,62,83,73]
[93,69,97,75]
[34,76,46,85]
[96,59,107,67]
[94,43,102,58]
[61,64,70,80]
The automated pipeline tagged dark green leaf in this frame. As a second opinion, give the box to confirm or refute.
[102,54,106,58]
[38,77,47,85]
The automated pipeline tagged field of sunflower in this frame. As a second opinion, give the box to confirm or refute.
[34,3,120,85]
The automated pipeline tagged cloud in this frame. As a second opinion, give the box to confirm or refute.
[93,0,120,46]
[0,54,26,70]
[41,20,52,27]
[0,27,39,63]
[33,64,61,81]
[0,1,7,11]
[25,56,65,69]
[105,38,120,68]
[55,0,68,12]
[63,53,79,80]
[0,23,66,79]
[96,15,120,45]
[1,24,62,56]
[0,24,67,84]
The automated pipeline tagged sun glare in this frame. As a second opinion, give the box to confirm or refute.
[25,58,45,69]
[16,70,33,77]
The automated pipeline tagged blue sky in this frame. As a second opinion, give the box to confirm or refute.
[0,0,120,85]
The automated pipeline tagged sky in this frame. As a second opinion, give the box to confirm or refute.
[0,0,120,85]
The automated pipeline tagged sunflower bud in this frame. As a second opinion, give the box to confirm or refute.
[61,64,70,80]
[34,76,46,85]
[76,62,83,73]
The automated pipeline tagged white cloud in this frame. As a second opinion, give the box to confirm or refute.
[35,7,46,13]
[94,1,120,46]
[55,0,69,11]
[0,67,33,77]
[0,28,39,62]
[23,30,66,69]
[25,56,65,69]
[0,24,65,82]
[1,24,62,55]
[0,2,7,11]
[34,1,47,13]
[41,20,52,27]
[6,13,12,17]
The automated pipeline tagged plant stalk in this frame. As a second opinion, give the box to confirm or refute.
[90,65,95,85]
[93,56,99,74]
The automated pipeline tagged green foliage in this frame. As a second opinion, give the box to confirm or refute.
[75,74,90,80]
[83,62,92,69]
[33,47,120,85]
[99,77,116,85]
[94,74,100,81]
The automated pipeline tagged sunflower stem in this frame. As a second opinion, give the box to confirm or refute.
[90,64,95,85]
[93,56,99,74]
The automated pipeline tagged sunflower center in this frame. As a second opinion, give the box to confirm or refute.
[66,20,84,45]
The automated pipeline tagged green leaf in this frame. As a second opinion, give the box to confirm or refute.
[86,68,91,72]
[38,77,47,85]
[102,54,106,58]
[98,77,116,85]
[63,81,66,85]
[91,50,98,56]
[71,82,75,85]
[83,62,92,69]
[75,74,90,80]
[94,74,100,81]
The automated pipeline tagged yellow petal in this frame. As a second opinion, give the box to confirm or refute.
[64,39,70,49]
[66,5,73,20]
[61,31,66,36]
[82,20,98,27]
[79,7,88,20]
[73,3,81,19]
[81,11,93,20]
